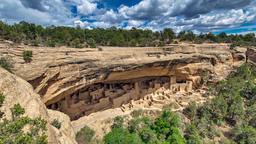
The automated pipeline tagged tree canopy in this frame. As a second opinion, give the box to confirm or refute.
[0,21,255,48]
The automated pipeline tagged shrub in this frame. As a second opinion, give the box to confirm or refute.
[31,39,40,46]
[70,38,83,48]
[183,101,197,120]
[76,125,95,144]
[88,38,96,48]
[0,93,48,144]
[0,92,4,106]
[98,47,103,51]
[131,109,143,118]
[139,127,159,143]
[45,40,56,47]
[23,50,33,63]
[185,124,202,144]
[0,56,13,72]
[111,116,124,129]
[0,92,5,118]
[233,126,256,144]
[10,103,25,120]
[51,119,61,129]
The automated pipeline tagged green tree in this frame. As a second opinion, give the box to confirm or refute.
[162,28,175,44]
[153,111,184,142]
[167,127,185,144]
[104,128,143,144]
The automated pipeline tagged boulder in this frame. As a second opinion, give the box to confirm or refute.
[0,67,77,144]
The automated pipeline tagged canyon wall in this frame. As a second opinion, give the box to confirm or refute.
[0,67,77,144]
[0,43,246,120]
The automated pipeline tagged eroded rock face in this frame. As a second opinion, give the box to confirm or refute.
[0,44,246,120]
[247,48,256,65]
[0,68,77,144]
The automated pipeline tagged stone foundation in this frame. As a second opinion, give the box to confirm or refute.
[47,76,193,120]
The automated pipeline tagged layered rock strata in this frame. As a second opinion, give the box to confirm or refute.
[0,67,77,144]
[0,43,246,120]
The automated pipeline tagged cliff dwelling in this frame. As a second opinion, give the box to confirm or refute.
[0,43,245,121]
[47,75,193,120]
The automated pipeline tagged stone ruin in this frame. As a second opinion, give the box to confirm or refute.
[47,75,193,120]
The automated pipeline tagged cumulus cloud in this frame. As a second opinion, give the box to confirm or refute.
[77,0,97,15]
[177,8,256,28]
[177,0,253,17]
[20,0,45,11]
[115,0,256,32]
[0,0,73,26]
[0,0,256,33]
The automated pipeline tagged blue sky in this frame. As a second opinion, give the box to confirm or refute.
[0,0,256,34]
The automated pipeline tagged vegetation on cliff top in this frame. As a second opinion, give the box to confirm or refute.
[98,64,256,144]
[0,21,256,48]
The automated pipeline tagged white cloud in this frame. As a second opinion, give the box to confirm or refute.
[0,0,256,33]
[77,0,97,15]
[128,20,144,27]
[0,0,73,26]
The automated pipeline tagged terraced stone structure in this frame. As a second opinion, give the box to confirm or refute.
[47,76,193,120]
[0,43,246,120]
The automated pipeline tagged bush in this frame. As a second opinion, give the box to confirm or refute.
[76,125,95,144]
[88,38,96,48]
[0,93,48,144]
[0,56,13,72]
[23,50,33,63]
[98,47,103,51]
[10,103,25,120]
[46,40,56,47]
[139,127,159,143]
[183,102,197,120]
[70,38,83,48]
[131,109,143,118]
[0,92,4,106]
[185,124,202,144]
[233,126,256,144]
[0,92,5,118]
[51,119,61,129]
[31,39,40,46]
[111,116,124,129]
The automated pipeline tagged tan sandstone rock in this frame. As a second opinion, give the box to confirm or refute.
[0,43,246,121]
[0,67,77,144]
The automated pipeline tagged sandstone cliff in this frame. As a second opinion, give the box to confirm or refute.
[0,43,246,120]
[0,67,77,144]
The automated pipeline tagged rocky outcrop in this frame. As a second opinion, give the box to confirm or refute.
[246,47,256,65]
[0,43,246,120]
[0,67,77,144]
